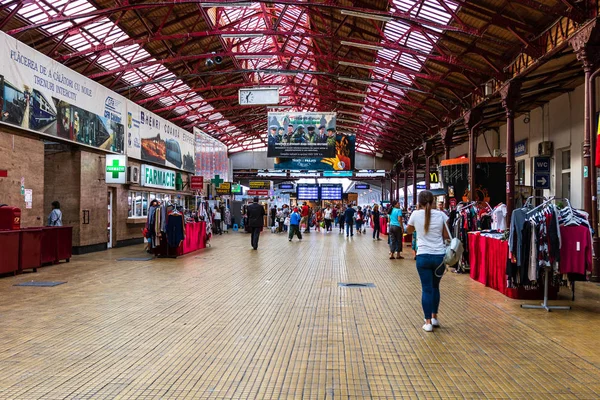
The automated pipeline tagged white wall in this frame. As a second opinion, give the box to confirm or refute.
[449,84,586,208]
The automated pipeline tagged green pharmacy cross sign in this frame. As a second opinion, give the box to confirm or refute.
[211,175,224,187]
[107,159,126,179]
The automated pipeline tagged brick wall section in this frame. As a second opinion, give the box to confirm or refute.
[0,130,44,227]
[44,150,82,245]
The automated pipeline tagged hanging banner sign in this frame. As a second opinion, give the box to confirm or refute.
[515,139,528,157]
[231,183,242,194]
[0,31,125,153]
[215,182,231,195]
[141,164,176,190]
[247,189,269,196]
[127,103,195,172]
[105,154,127,184]
[267,112,337,158]
[190,176,204,190]
[249,181,271,190]
[355,184,370,190]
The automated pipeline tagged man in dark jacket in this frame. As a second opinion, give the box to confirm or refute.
[247,197,266,250]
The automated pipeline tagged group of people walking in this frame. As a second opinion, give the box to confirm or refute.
[249,191,451,333]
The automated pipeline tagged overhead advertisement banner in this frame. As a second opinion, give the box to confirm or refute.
[194,127,229,181]
[127,103,195,172]
[267,112,337,158]
[0,31,125,153]
[268,112,355,171]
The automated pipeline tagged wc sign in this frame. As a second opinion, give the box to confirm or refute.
[534,156,550,189]
[106,155,127,184]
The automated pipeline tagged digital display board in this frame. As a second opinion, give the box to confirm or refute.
[297,184,320,200]
[355,184,370,190]
[279,183,294,189]
[320,184,343,200]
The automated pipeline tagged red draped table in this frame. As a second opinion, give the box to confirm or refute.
[468,232,556,300]
[380,217,388,235]
[177,221,207,256]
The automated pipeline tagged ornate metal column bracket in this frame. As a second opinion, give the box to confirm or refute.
[464,109,484,202]
[440,126,454,161]
[500,80,522,224]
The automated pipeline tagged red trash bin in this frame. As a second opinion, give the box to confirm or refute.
[19,228,42,272]
[55,226,72,263]
[0,230,20,275]
[40,227,58,264]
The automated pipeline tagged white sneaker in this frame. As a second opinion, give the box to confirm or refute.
[431,318,440,327]
[422,323,433,332]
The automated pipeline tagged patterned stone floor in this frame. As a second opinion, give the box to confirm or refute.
[0,228,599,399]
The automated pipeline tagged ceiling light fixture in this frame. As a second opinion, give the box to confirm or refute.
[337,100,363,108]
[338,111,363,117]
[338,60,376,70]
[340,9,392,22]
[235,54,275,59]
[338,76,371,85]
[336,90,367,98]
[222,33,264,39]
[340,40,384,51]
[201,2,254,7]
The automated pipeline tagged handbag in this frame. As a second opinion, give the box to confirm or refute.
[443,222,463,267]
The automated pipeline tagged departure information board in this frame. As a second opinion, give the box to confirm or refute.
[320,184,343,200]
[296,184,320,200]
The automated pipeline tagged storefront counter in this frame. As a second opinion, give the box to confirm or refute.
[468,232,556,300]
[177,221,208,256]
[0,231,20,275]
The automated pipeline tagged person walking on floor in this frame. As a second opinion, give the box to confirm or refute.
[47,201,63,226]
[324,205,333,232]
[388,200,404,259]
[355,206,364,234]
[247,197,266,250]
[338,205,346,233]
[301,202,310,233]
[372,204,381,240]
[344,204,356,237]
[406,190,450,333]
[288,207,303,241]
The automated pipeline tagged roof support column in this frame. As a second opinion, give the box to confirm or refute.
[411,149,419,208]
[424,142,434,190]
[570,22,600,281]
[501,81,521,224]
[402,158,409,211]
[441,127,454,208]
[390,173,395,202]
[464,110,484,202]
[395,164,401,202]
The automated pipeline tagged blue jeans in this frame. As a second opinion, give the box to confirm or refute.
[345,222,353,236]
[416,254,445,320]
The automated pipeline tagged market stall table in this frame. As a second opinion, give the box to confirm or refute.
[468,232,557,300]
[178,221,208,256]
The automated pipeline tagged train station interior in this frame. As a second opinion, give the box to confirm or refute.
[2,0,600,398]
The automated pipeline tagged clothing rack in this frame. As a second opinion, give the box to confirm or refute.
[520,196,571,312]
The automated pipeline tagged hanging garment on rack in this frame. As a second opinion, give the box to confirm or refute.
[479,214,492,230]
[166,213,186,248]
[492,204,507,230]
[509,208,529,267]
[559,225,592,275]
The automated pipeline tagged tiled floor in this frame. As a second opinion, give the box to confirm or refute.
[1,229,600,399]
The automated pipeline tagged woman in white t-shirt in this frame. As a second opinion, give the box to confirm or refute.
[407,190,450,333]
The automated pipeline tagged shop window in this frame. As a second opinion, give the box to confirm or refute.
[128,192,133,217]
[135,192,143,217]
[516,160,525,185]
[142,192,148,216]
[561,150,571,200]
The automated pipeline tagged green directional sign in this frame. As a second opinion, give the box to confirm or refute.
[106,155,127,184]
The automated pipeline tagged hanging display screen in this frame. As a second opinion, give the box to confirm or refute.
[320,184,343,200]
[297,184,320,200]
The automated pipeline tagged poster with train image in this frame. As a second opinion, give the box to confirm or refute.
[0,31,124,153]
